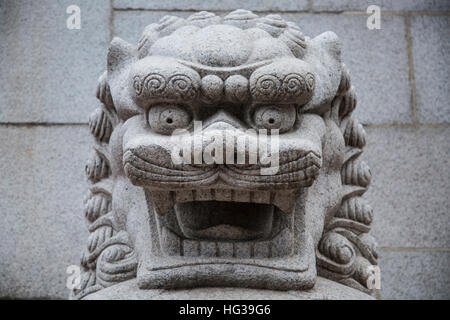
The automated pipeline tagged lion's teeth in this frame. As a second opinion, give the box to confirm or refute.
[170,227,291,259]
[183,239,200,257]
[252,190,271,204]
[199,241,217,257]
[272,191,296,214]
[254,241,271,258]
[232,190,251,202]
[150,190,174,215]
[194,189,212,201]
[213,189,232,201]
[175,190,194,203]
[216,242,234,258]
[234,241,253,258]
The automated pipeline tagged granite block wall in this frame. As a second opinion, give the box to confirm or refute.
[0,0,449,299]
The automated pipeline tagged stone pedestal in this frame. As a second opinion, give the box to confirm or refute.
[84,277,373,300]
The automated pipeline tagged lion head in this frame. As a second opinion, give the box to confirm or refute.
[73,10,377,299]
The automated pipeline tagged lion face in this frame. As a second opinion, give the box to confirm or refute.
[104,18,345,290]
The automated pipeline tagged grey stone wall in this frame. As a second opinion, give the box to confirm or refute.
[0,0,448,299]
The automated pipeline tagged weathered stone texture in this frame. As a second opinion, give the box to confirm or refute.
[0,126,90,298]
[378,250,450,300]
[411,15,450,123]
[113,0,310,11]
[363,127,450,248]
[113,10,193,43]
[0,0,110,123]
[313,0,450,12]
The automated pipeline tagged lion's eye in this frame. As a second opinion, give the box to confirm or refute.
[148,104,192,134]
[252,105,296,133]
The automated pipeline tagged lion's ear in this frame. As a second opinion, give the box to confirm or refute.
[311,31,342,62]
[107,37,137,76]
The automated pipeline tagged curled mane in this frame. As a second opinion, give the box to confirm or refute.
[317,64,378,293]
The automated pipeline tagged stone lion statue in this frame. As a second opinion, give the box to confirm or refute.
[72,10,377,299]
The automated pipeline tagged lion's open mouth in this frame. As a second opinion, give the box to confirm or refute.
[123,142,321,289]
[137,186,316,290]
[151,189,295,259]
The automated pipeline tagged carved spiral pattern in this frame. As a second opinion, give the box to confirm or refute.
[137,23,160,58]
[89,108,112,143]
[257,14,287,37]
[223,9,258,28]
[283,73,306,95]
[74,66,138,299]
[280,26,307,58]
[169,74,196,98]
[359,233,378,259]
[187,11,220,27]
[96,242,138,288]
[253,74,282,98]
[133,73,197,100]
[85,151,110,183]
[132,75,143,95]
[338,64,351,96]
[252,73,315,100]
[339,87,357,119]
[352,256,374,288]
[343,118,366,149]
[84,192,112,222]
[336,197,373,225]
[143,73,166,94]
[156,15,186,34]
[319,232,355,265]
[305,73,315,92]
[318,63,377,293]
[96,72,113,109]
[342,159,371,188]
[87,225,114,253]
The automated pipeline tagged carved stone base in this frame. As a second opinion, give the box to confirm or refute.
[83,277,374,300]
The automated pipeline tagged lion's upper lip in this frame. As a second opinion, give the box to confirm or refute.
[123,147,322,189]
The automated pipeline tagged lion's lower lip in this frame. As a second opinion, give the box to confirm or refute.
[189,224,264,241]
[160,224,293,259]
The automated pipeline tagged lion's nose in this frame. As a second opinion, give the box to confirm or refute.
[202,110,246,131]
[190,111,256,166]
